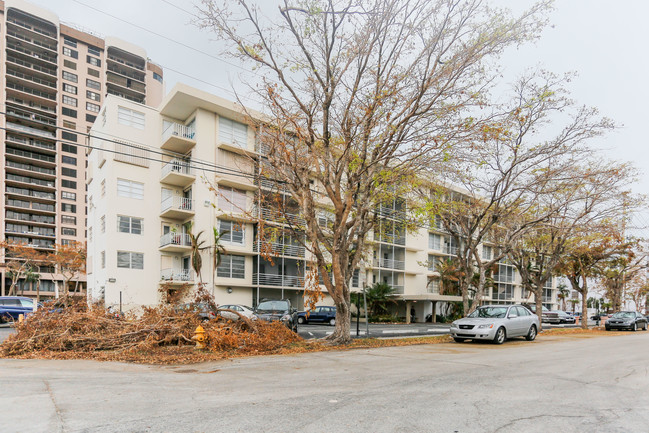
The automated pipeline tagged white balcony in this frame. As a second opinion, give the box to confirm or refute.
[160,196,194,220]
[253,273,304,288]
[161,159,195,187]
[161,123,196,153]
[160,268,194,283]
[373,258,405,271]
[159,233,192,253]
[256,206,305,226]
[253,241,305,258]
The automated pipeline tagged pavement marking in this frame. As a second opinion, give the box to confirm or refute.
[308,332,314,336]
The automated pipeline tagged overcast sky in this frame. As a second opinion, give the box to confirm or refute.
[27,0,649,233]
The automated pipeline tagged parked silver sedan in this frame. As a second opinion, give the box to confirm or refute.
[450,304,540,344]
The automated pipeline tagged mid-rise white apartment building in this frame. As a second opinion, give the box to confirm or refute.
[87,84,558,320]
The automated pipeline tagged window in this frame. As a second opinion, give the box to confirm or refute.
[87,56,101,67]
[62,227,77,236]
[496,264,515,283]
[63,47,78,59]
[63,59,77,70]
[482,246,492,260]
[101,251,105,269]
[219,117,247,147]
[63,120,76,129]
[62,179,77,189]
[428,255,438,271]
[86,114,97,123]
[153,72,163,83]
[117,251,144,269]
[62,215,77,225]
[62,108,77,118]
[494,283,513,300]
[63,83,77,95]
[63,37,77,48]
[218,219,244,245]
[101,180,106,196]
[88,45,101,56]
[86,79,101,90]
[86,102,100,113]
[63,95,77,107]
[62,203,77,213]
[87,90,101,102]
[428,233,441,250]
[218,186,247,213]
[100,215,106,233]
[62,156,77,165]
[117,106,145,129]
[217,254,245,278]
[117,216,143,234]
[62,167,77,177]
[62,143,77,153]
[62,70,78,83]
[62,191,76,201]
[87,68,100,78]
[117,179,144,199]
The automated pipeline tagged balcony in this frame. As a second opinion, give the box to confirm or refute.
[160,268,194,284]
[161,159,195,187]
[161,123,196,153]
[256,206,305,226]
[253,273,305,288]
[159,233,192,253]
[6,122,56,139]
[160,196,194,220]
[6,55,57,78]
[253,241,306,258]
[6,147,56,166]
[373,258,405,271]
[5,134,56,153]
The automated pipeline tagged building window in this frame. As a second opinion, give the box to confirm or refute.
[62,108,77,118]
[62,227,77,236]
[218,219,245,245]
[63,37,77,48]
[219,117,247,147]
[63,83,77,95]
[62,71,78,83]
[86,79,101,90]
[117,106,145,130]
[101,251,105,269]
[62,143,77,153]
[63,120,76,129]
[87,90,101,102]
[494,283,514,300]
[62,179,77,189]
[87,68,100,78]
[63,95,78,107]
[117,216,143,235]
[86,102,100,113]
[62,203,77,213]
[88,45,101,56]
[482,246,492,260]
[62,156,77,165]
[218,186,247,213]
[62,215,77,225]
[117,251,144,269]
[87,56,101,67]
[428,233,441,250]
[86,114,97,123]
[217,254,245,279]
[62,167,77,177]
[100,215,106,233]
[101,180,106,196]
[117,179,144,200]
[153,72,163,83]
[63,59,77,70]
[63,47,78,59]
[428,255,438,272]
[62,191,76,201]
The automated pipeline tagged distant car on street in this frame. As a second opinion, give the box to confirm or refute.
[297,306,337,325]
[555,310,575,324]
[522,303,560,324]
[0,296,40,323]
[450,304,540,344]
[605,312,648,331]
[254,299,298,332]
[218,304,256,321]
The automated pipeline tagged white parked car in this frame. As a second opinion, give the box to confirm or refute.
[218,304,256,321]
[450,304,540,344]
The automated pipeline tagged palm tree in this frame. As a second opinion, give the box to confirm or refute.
[187,222,229,286]
[365,282,397,317]
[556,284,569,311]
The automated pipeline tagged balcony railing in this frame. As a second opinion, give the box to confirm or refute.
[373,258,405,271]
[159,233,192,248]
[376,233,406,246]
[161,159,193,177]
[6,55,57,77]
[253,241,306,258]
[6,134,56,151]
[162,123,195,142]
[160,196,194,213]
[6,122,56,138]
[253,273,305,288]
[6,147,55,163]
[256,206,305,226]
[160,268,194,282]
[7,160,55,176]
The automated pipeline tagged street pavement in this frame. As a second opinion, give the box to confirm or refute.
[1,330,648,432]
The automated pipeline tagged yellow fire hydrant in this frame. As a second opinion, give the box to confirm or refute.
[191,325,207,349]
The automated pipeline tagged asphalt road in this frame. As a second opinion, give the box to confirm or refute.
[1,330,647,432]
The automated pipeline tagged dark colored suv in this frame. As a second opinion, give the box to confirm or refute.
[254,299,298,332]
[297,306,337,325]
[522,303,560,324]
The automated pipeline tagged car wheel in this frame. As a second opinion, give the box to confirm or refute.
[644,323,648,331]
[329,318,336,326]
[632,323,637,332]
[605,327,611,331]
[297,317,305,325]
[493,327,506,345]
[453,338,465,343]
[525,325,537,341]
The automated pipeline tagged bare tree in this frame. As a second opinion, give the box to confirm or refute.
[198,0,550,343]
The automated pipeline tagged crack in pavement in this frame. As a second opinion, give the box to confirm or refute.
[494,414,586,432]
[44,379,66,433]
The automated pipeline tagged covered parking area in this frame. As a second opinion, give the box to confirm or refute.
[396,293,463,323]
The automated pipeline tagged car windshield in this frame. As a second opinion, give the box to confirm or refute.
[468,307,507,319]
[256,300,289,312]
[611,312,635,319]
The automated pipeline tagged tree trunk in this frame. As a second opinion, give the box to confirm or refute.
[534,287,544,332]
[327,299,352,344]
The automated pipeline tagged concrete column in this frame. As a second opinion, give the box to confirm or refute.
[1,272,5,297]
[406,301,412,324]
[431,301,437,323]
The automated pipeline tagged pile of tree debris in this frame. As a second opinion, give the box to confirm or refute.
[0,298,301,361]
